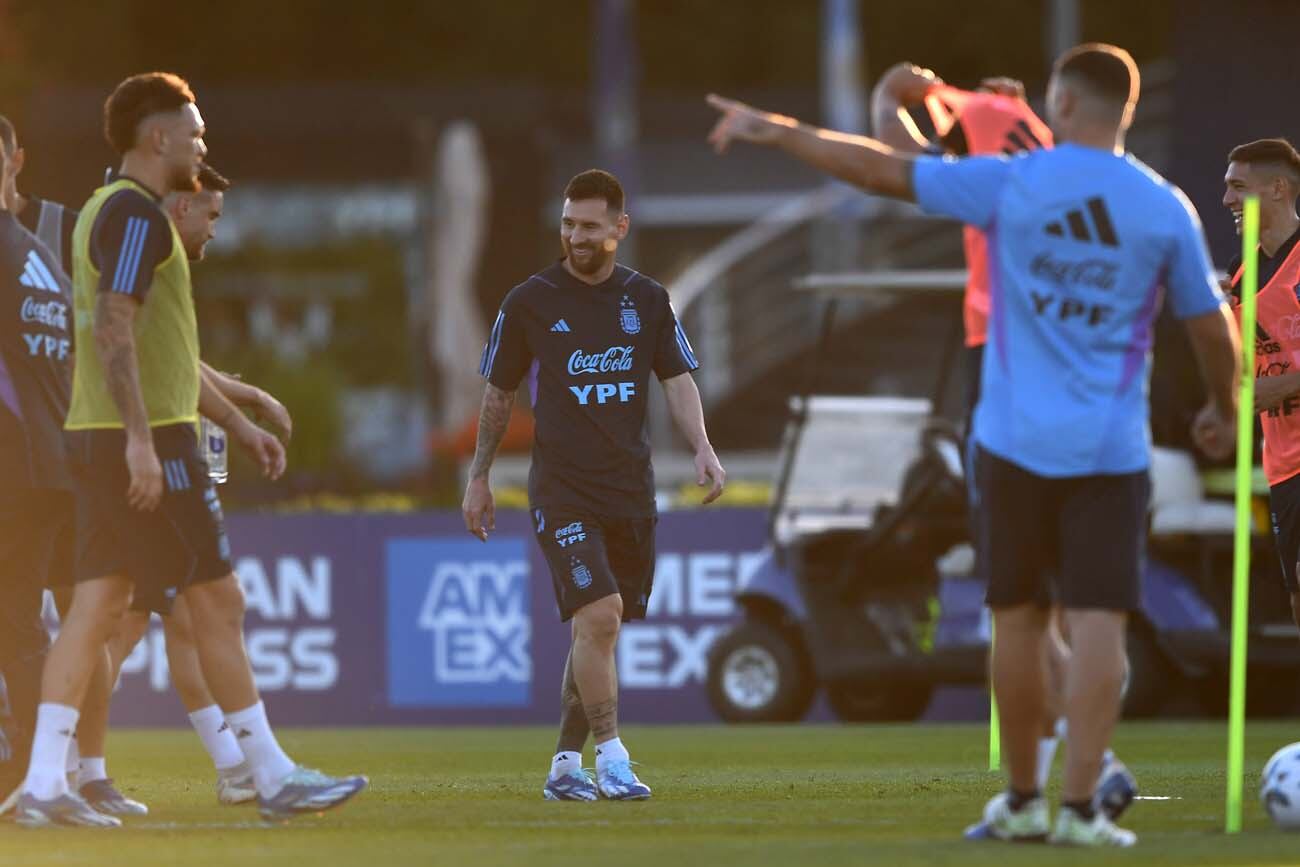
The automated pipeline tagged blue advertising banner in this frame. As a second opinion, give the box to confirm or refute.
[109,509,773,727]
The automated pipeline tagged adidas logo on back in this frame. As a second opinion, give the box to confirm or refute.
[1044,197,1119,247]
[551,319,571,333]
[18,250,61,293]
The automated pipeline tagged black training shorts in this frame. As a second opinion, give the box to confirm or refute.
[532,507,656,623]
[66,424,232,615]
[974,446,1149,611]
[1269,472,1300,594]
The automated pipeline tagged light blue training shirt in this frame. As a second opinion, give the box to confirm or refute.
[913,142,1225,477]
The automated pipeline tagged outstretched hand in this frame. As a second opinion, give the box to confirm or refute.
[706,94,793,154]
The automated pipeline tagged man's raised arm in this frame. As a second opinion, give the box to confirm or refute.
[706,94,917,202]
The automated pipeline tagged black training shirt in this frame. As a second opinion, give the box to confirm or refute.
[1227,223,1300,299]
[0,211,72,492]
[479,261,700,517]
[18,196,77,276]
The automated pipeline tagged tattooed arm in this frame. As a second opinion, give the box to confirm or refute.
[462,383,517,541]
[94,292,162,510]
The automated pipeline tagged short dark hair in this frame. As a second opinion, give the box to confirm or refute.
[103,72,196,155]
[0,115,14,155]
[1053,43,1140,107]
[197,163,230,193]
[564,169,624,213]
[1228,138,1300,184]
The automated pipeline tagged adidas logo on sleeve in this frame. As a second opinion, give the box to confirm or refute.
[550,319,571,333]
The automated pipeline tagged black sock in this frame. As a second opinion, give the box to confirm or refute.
[1007,787,1040,811]
[1063,798,1096,820]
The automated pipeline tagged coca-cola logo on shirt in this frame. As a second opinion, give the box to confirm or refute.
[567,346,635,376]
[21,296,69,331]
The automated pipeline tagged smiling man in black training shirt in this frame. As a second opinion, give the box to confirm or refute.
[0,135,74,813]
[464,169,726,802]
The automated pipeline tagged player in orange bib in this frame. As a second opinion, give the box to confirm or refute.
[1223,138,1300,635]
[870,64,1135,823]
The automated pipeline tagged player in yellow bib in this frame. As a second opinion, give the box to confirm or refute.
[14,72,366,828]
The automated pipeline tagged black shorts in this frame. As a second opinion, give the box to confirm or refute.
[1269,473,1300,594]
[533,507,656,623]
[0,489,71,665]
[44,513,75,591]
[67,424,232,615]
[974,447,1149,611]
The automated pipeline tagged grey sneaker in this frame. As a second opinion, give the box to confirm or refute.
[1049,805,1137,847]
[79,779,148,816]
[257,766,368,821]
[14,791,122,828]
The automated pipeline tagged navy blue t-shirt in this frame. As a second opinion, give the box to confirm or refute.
[0,211,72,494]
[479,261,699,517]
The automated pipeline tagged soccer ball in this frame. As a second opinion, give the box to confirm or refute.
[1261,742,1300,829]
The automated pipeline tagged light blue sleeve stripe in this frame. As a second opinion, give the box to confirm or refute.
[675,322,699,368]
[111,218,144,292]
[482,310,506,377]
[118,218,150,294]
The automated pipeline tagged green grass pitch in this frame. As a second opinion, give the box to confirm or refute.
[4,722,1300,865]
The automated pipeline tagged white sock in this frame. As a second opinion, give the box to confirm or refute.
[1035,737,1058,790]
[550,751,582,779]
[594,736,629,770]
[65,733,80,777]
[78,757,108,787]
[189,704,246,772]
[23,703,79,800]
[1055,717,1068,739]
[226,702,296,798]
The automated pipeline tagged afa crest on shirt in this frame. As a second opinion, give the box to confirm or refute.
[619,294,641,335]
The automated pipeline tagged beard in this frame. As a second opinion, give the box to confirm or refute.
[563,237,615,276]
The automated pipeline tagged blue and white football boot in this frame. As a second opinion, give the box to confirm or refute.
[1095,751,1137,821]
[596,760,652,801]
[257,766,368,821]
[543,768,598,801]
[962,791,1050,842]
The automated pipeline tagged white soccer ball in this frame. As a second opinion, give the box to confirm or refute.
[1261,742,1300,829]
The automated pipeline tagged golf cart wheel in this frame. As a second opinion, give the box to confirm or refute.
[826,682,933,723]
[707,620,814,723]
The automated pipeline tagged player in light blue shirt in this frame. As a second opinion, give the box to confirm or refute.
[706,43,1239,847]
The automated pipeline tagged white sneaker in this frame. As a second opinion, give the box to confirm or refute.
[217,765,257,805]
[965,791,1050,842]
[1049,805,1137,847]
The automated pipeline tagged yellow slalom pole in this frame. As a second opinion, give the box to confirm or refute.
[989,624,999,771]
[1225,195,1259,834]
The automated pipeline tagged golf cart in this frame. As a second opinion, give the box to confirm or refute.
[705,275,1300,724]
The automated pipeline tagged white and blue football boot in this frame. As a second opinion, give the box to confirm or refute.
[257,766,368,821]
[1095,751,1137,821]
[14,791,121,828]
[963,791,1050,842]
[596,760,651,801]
[543,768,598,801]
